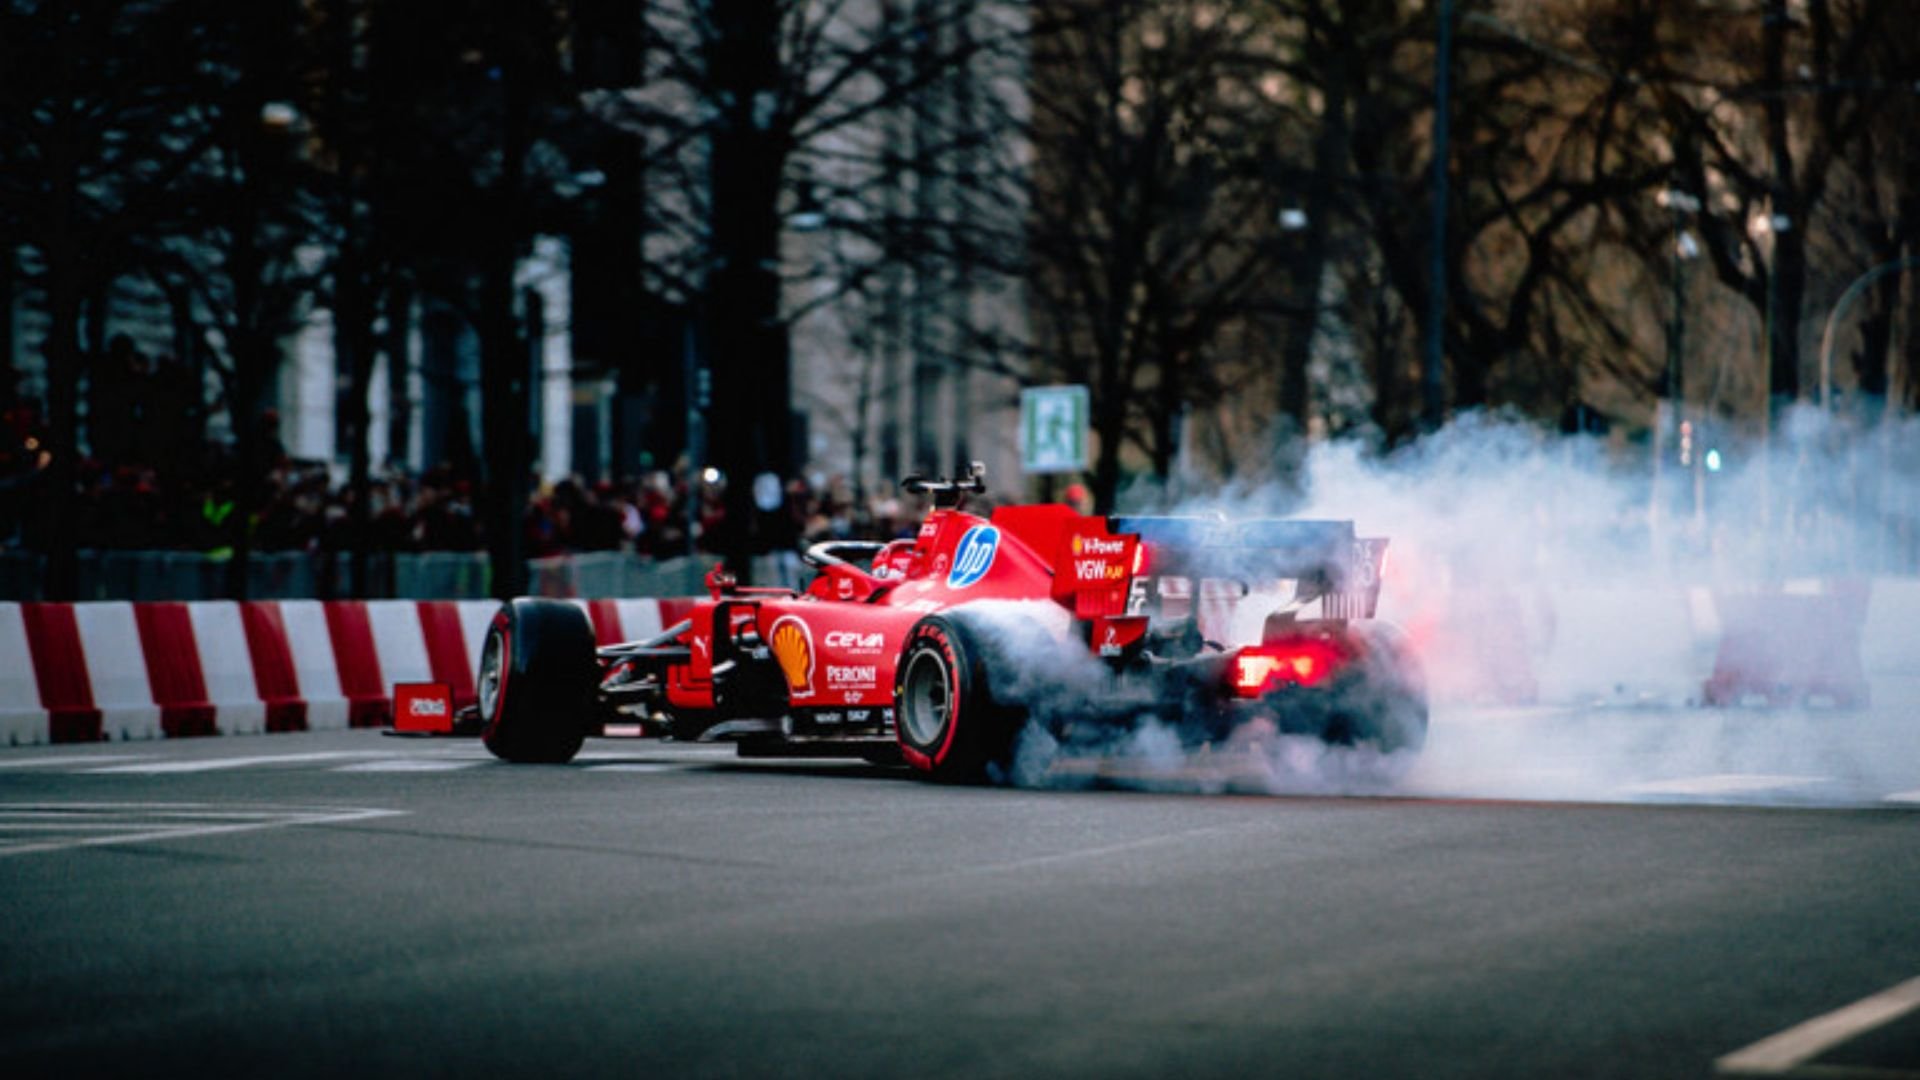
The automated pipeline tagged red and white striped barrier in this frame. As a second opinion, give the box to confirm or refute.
[0,598,690,746]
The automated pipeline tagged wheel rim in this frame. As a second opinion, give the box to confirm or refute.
[478,628,505,721]
[900,649,952,747]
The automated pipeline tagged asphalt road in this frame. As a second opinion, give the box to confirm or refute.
[2,714,1918,1080]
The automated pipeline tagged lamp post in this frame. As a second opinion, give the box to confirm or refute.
[1746,206,1790,541]
[1819,255,1920,413]
[1643,187,1704,545]
[1658,189,1701,416]
[1747,208,1792,401]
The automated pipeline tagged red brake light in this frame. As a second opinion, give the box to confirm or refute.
[1230,638,1348,696]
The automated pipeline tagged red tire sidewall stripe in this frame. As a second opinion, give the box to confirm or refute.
[897,623,964,770]
[482,610,511,741]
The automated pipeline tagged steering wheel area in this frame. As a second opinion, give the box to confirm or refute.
[802,540,902,602]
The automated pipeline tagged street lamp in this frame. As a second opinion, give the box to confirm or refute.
[1818,255,1920,412]
[1654,187,1701,534]
[1657,188,1701,414]
[1747,209,1791,400]
[1745,206,1790,536]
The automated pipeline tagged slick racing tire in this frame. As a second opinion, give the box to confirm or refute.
[1330,621,1429,755]
[894,614,1023,783]
[480,598,598,764]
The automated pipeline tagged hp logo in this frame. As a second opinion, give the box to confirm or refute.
[947,526,1000,588]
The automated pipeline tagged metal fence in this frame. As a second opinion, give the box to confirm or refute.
[0,549,729,602]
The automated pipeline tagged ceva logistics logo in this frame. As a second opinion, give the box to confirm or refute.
[947,525,1000,588]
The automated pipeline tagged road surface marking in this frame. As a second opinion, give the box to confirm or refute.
[1717,975,1920,1076]
[1624,774,1823,797]
[584,763,689,773]
[0,754,156,769]
[0,802,404,858]
[82,751,390,774]
[331,758,477,773]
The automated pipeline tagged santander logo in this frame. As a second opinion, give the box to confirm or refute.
[408,696,448,717]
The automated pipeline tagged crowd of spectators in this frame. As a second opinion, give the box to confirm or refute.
[0,334,951,560]
[0,397,928,561]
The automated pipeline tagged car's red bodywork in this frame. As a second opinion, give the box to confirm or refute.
[664,503,1139,719]
[474,469,1427,779]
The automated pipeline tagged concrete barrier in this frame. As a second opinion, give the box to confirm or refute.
[0,549,719,602]
[1532,586,1714,706]
[1863,577,1920,678]
[1703,580,1871,708]
[0,603,50,744]
[0,597,693,745]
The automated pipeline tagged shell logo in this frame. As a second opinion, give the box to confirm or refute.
[769,616,814,696]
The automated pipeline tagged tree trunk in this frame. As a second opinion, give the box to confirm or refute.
[42,82,82,601]
[1277,37,1352,465]
[479,269,530,600]
[706,0,792,582]
[1763,0,1802,403]
[339,263,377,598]
[224,355,266,602]
[42,246,83,601]
[0,245,14,410]
[384,281,412,468]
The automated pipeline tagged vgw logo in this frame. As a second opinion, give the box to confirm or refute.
[947,525,1000,588]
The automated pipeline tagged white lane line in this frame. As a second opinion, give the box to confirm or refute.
[0,822,207,831]
[576,747,725,761]
[1624,774,1823,797]
[0,803,405,858]
[1717,976,1920,1076]
[82,751,390,774]
[0,754,157,769]
[0,802,303,812]
[333,759,484,773]
[583,763,689,773]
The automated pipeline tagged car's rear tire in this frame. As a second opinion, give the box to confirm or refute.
[894,614,1022,783]
[480,598,597,764]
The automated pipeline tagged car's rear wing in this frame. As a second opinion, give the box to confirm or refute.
[1111,516,1388,621]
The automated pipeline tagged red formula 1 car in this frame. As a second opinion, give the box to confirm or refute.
[476,465,1427,781]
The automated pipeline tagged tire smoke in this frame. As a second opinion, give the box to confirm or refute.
[963,408,1920,806]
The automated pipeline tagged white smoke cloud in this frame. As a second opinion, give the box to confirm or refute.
[964,406,1920,807]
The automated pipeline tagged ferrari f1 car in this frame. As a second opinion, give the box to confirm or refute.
[476,465,1427,781]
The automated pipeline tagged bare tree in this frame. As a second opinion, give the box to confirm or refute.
[588,0,1025,574]
[1021,0,1304,509]
[1650,0,1902,412]
[0,1,266,598]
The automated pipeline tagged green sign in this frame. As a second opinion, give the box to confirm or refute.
[1020,385,1089,474]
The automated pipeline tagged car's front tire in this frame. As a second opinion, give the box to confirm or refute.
[480,598,597,764]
